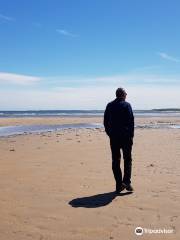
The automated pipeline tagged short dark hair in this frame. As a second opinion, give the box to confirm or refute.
[116,88,127,98]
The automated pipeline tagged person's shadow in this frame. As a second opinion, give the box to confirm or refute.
[69,191,132,208]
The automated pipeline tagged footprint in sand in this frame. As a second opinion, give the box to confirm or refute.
[9,148,15,151]
[157,214,161,221]
[41,134,46,137]
[170,215,178,222]
[152,194,159,197]
[82,184,89,188]
[169,181,176,185]
[147,163,155,167]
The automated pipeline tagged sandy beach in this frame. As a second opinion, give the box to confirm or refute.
[0,116,180,240]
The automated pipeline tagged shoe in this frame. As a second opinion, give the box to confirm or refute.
[115,184,126,194]
[122,183,134,192]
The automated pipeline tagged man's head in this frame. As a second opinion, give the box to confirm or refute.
[116,87,127,100]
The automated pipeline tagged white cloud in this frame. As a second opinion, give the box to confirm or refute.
[0,13,14,22]
[157,52,180,63]
[0,85,180,110]
[126,85,180,109]
[56,29,77,37]
[0,72,41,85]
[47,73,180,87]
[0,70,180,109]
[1,71,180,88]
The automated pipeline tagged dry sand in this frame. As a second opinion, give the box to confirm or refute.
[0,117,180,240]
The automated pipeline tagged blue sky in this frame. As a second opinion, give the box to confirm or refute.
[0,0,180,110]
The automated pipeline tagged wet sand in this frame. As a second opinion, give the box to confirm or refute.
[0,117,180,239]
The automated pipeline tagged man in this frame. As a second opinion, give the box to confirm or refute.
[104,88,134,194]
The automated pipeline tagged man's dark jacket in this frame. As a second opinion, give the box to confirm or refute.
[104,98,134,140]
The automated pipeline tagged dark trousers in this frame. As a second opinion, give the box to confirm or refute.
[110,137,133,188]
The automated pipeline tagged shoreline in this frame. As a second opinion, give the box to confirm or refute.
[0,116,180,137]
[0,115,180,126]
[0,122,180,138]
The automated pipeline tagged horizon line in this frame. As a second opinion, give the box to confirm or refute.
[0,108,180,112]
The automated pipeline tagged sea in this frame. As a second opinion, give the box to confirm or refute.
[0,110,180,137]
[0,109,180,118]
